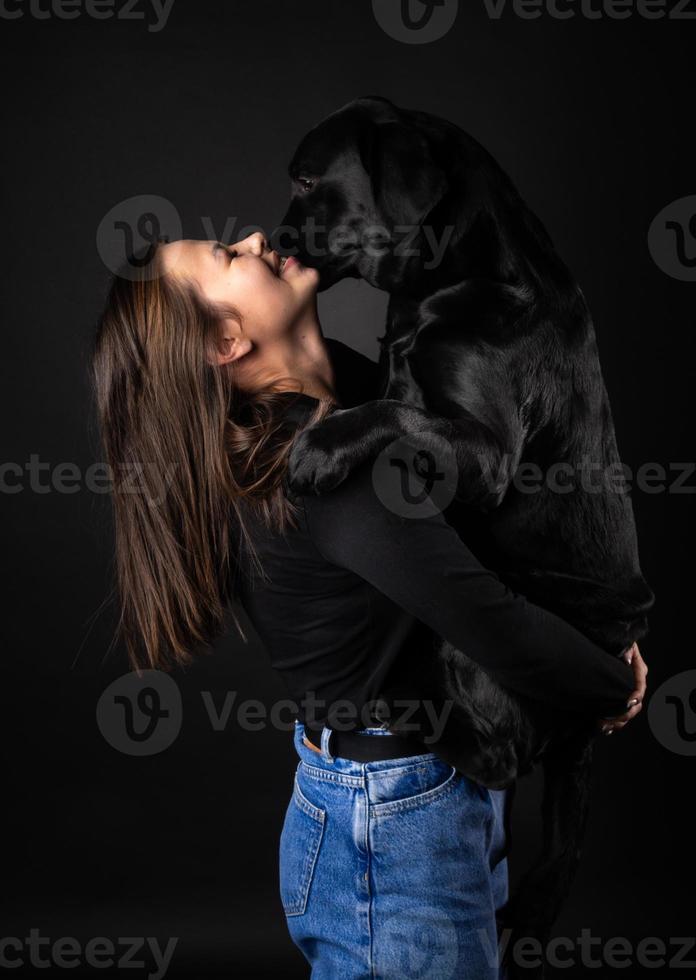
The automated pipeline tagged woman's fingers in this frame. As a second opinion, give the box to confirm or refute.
[606,701,643,729]
[598,643,649,734]
[623,642,648,705]
[598,699,643,734]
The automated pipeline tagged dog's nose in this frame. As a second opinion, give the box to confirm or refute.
[270,212,299,257]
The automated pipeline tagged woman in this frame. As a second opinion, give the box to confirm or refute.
[91,231,647,979]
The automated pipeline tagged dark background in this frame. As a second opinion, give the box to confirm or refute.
[2,1,695,976]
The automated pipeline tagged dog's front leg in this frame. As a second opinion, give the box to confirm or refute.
[287,398,524,505]
[287,399,436,495]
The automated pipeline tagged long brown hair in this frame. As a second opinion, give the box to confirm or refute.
[91,243,332,672]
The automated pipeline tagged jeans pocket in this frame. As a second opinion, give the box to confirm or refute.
[371,758,461,817]
[279,775,326,917]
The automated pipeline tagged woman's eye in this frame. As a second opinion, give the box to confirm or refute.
[298,177,315,193]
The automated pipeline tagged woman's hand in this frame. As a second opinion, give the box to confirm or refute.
[597,642,648,735]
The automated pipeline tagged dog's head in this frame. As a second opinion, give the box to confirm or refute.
[277,96,450,291]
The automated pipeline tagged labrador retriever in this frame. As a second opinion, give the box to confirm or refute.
[277,96,654,976]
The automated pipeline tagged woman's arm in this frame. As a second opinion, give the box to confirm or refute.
[301,462,636,718]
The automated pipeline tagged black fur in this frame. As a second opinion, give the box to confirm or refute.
[279,96,654,976]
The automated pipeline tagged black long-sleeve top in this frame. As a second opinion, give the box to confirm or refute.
[235,340,635,740]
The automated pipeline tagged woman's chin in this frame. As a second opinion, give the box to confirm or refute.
[287,264,320,295]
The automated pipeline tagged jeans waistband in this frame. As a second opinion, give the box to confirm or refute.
[293,719,439,773]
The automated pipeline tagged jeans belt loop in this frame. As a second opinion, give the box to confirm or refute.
[320,725,334,764]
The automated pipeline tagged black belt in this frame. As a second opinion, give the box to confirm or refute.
[303,725,428,762]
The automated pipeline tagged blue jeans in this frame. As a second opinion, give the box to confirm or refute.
[279,720,509,979]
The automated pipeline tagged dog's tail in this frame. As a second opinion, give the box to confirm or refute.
[500,724,596,980]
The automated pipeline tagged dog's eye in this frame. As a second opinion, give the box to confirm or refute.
[297,176,315,193]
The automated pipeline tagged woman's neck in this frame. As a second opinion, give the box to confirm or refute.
[240,309,338,403]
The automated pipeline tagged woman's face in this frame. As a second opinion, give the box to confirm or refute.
[160,232,319,346]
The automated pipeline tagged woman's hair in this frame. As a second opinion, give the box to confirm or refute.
[90,242,331,672]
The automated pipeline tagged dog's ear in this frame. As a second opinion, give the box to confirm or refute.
[360,120,447,228]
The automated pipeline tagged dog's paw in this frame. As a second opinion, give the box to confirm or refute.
[287,426,352,496]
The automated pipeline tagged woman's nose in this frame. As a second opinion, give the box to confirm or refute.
[241,231,269,256]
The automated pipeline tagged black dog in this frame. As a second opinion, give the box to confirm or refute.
[278,96,654,975]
